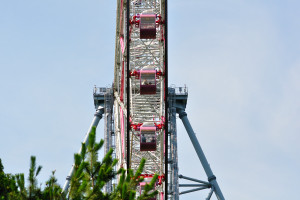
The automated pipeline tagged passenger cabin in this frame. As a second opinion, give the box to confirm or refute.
[140,14,156,39]
[140,126,156,151]
[139,177,157,200]
[140,70,156,95]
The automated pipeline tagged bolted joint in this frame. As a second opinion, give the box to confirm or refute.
[94,106,104,118]
[208,175,216,182]
[178,110,187,119]
[94,112,102,118]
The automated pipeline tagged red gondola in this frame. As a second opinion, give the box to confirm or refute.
[140,14,156,39]
[140,70,156,95]
[140,126,156,151]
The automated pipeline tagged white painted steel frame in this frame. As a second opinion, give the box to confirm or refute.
[130,1,165,198]
[113,0,167,199]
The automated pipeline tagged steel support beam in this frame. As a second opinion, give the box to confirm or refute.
[179,184,209,188]
[62,106,104,195]
[179,187,209,195]
[206,188,214,200]
[178,109,225,200]
[178,174,210,185]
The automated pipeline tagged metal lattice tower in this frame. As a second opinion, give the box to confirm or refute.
[62,1,225,199]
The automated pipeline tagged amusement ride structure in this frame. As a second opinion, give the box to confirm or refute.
[62,0,225,199]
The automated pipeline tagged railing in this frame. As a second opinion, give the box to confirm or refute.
[170,85,188,95]
[93,86,110,95]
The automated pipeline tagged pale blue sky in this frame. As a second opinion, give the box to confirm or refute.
[0,1,299,199]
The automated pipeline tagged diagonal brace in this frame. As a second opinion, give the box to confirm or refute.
[179,187,209,195]
[178,109,225,200]
[62,106,104,195]
[179,174,210,185]
[179,184,210,188]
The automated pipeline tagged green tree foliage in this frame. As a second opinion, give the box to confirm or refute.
[0,126,159,200]
[0,157,64,200]
[15,173,27,199]
[68,144,87,200]
[43,170,65,200]
[68,126,118,200]
[0,159,18,199]
[112,158,158,200]
[28,156,43,200]
[68,126,158,200]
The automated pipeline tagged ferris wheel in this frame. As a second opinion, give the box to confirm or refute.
[112,0,167,198]
[62,1,225,200]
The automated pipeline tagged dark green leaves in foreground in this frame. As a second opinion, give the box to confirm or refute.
[0,126,158,200]
[0,157,65,200]
[68,126,158,200]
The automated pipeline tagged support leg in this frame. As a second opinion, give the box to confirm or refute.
[62,106,104,195]
[178,110,225,200]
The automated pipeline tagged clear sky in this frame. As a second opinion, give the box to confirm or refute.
[0,1,299,199]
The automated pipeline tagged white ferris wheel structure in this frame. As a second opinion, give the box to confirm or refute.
[62,1,225,199]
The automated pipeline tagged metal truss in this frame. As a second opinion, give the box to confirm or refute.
[168,86,225,200]
[128,0,166,196]
[63,85,226,199]
[95,87,115,193]
[62,0,225,199]
[112,0,167,198]
[167,87,180,200]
